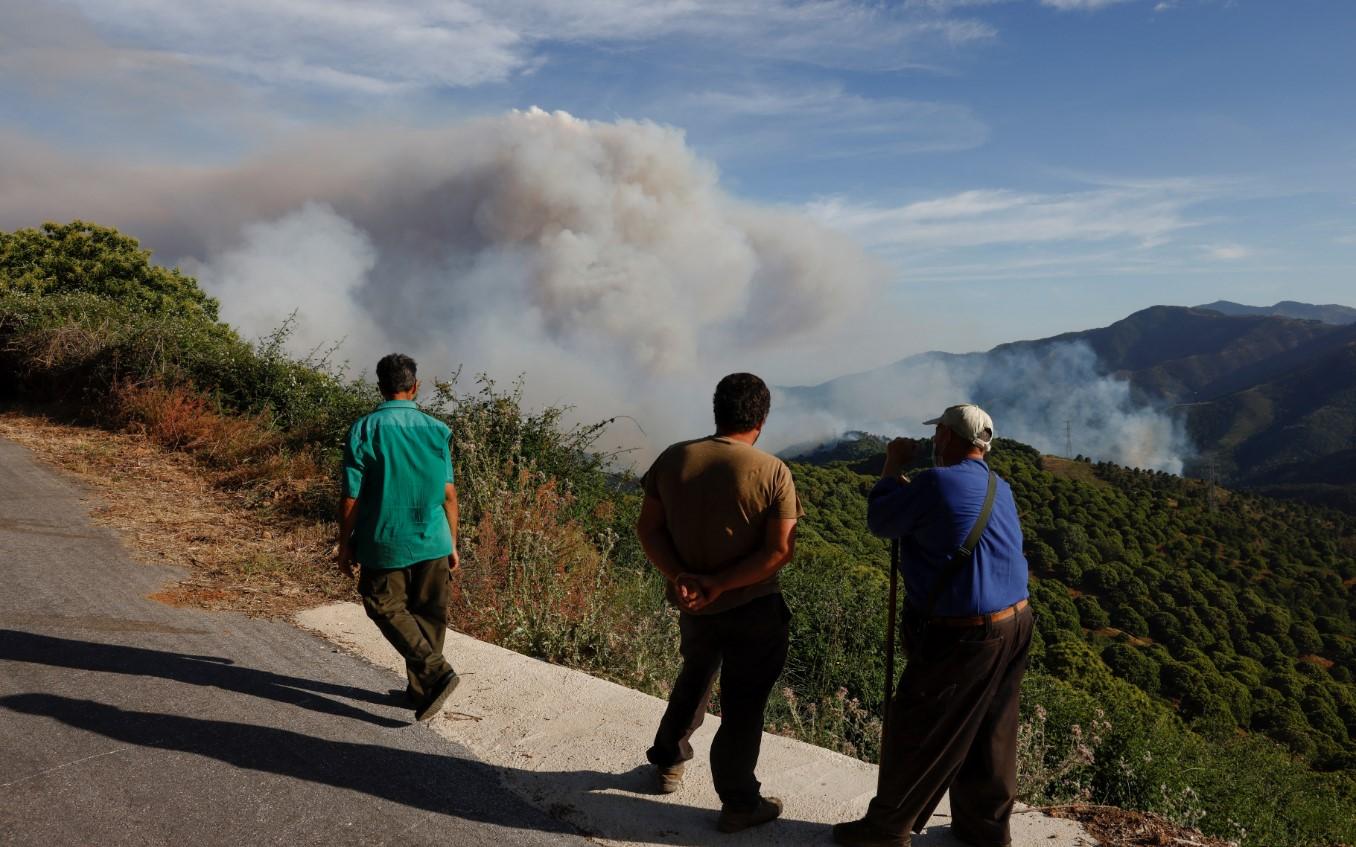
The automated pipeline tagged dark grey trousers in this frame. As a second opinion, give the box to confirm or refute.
[866,604,1033,847]
[646,593,790,811]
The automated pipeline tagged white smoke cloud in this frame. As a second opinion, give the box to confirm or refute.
[970,342,1189,473]
[100,108,881,455]
[777,341,1191,473]
[0,107,1188,471]
[185,202,387,361]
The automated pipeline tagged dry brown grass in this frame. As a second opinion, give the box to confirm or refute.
[109,381,333,516]
[9,321,113,373]
[113,380,281,459]
[449,466,679,692]
[1040,455,1114,490]
[1047,804,1234,847]
[0,409,352,616]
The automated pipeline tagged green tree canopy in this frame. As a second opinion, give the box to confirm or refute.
[0,221,217,320]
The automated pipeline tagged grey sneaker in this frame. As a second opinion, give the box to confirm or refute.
[716,796,782,833]
[654,762,685,794]
[414,671,460,722]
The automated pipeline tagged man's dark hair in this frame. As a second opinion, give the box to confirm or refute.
[376,353,418,396]
[713,372,770,433]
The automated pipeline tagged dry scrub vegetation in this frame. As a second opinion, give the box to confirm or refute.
[0,376,681,699]
[0,400,347,616]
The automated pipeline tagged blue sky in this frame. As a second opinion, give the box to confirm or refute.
[2,0,1354,367]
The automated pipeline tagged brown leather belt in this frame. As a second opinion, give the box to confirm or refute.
[929,598,1028,628]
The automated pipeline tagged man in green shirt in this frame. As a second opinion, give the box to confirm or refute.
[337,353,460,722]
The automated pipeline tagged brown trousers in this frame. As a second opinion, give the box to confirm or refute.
[646,593,790,811]
[358,557,453,703]
[866,604,1033,847]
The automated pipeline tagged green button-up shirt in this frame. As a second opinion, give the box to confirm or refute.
[342,400,455,570]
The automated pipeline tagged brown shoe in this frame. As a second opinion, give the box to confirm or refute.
[832,817,909,846]
[716,796,782,833]
[654,762,685,794]
[414,671,460,722]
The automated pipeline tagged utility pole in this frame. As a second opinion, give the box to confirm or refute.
[1066,419,1073,458]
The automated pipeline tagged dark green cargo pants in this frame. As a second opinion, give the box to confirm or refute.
[357,557,453,704]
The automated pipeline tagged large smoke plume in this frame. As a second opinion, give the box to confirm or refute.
[0,109,878,453]
[189,109,885,454]
[1,109,1189,470]
[775,342,1191,473]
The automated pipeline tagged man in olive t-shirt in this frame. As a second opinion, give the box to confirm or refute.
[636,372,802,834]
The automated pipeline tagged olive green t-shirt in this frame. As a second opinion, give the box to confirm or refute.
[643,435,803,615]
[342,400,455,570]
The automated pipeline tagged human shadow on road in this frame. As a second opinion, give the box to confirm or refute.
[0,693,876,846]
[0,629,407,729]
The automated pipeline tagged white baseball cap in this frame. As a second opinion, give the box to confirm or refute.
[923,404,995,452]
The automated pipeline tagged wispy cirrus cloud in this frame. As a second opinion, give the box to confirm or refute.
[1040,0,1134,10]
[672,86,989,159]
[1203,243,1253,260]
[2,0,1006,164]
[36,0,996,95]
[801,178,1243,286]
[805,180,1215,250]
[0,0,287,154]
[52,0,525,91]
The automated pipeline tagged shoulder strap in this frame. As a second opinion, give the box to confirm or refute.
[922,471,998,620]
[957,471,998,558]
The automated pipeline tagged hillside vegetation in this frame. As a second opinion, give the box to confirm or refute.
[2,221,1354,847]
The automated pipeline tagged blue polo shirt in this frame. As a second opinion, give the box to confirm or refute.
[867,458,1028,617]
[342,400,455,570]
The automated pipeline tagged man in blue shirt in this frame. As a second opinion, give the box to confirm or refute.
[835,404,1032,847]
[338,353,461,722]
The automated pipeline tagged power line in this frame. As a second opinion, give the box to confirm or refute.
[1206,457,1218,513]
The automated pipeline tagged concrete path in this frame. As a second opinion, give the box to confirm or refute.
[296,610,1093,847]
[0,438,591,847]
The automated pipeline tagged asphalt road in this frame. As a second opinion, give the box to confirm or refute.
[0,437,593,846]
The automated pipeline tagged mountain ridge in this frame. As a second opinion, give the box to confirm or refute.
[782,302,1356,511]
[1196,299,1356,325]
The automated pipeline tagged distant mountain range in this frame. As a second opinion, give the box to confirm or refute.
[1196,299,1356,325]
[783,301,1356,512]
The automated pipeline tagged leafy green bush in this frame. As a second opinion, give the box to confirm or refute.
[1,221,217,320]
[0,292,375,456]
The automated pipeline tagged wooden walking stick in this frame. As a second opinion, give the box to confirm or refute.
[884,537,900,729]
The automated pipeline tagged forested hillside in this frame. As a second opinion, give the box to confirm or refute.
[796,439,1356,766]
[790,438,1356,845]
[3,221,1354,846]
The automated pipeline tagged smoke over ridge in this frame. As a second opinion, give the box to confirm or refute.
[1,108,1188,470]
[775,341,1191,473]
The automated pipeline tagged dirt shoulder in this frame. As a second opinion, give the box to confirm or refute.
[1049,804,1234,847]
[0,410,349,616]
